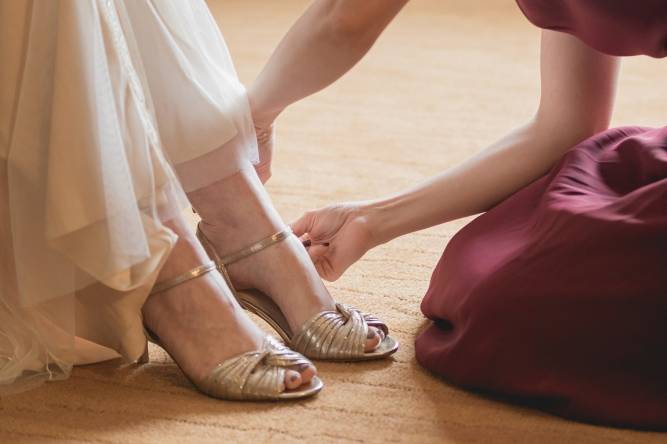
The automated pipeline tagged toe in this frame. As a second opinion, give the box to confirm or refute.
[284,369,302,390]
[298,364,317,384]
[364,327,382,352]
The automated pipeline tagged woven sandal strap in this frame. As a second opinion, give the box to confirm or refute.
[202,336,312,399]
[150,261,217,295]
[290,303,370,360]
[218,227,293,266]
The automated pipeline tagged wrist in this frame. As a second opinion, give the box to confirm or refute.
[247,88,282,130]
[357,199,398,248]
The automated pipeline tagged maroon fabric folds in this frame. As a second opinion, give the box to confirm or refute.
[515,0,667,58]
[416,125,667,428]
[415,0,667,429]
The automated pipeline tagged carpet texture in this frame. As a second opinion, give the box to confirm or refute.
[1,1,665,443]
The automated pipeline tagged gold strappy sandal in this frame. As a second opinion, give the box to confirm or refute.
[197,225,399,361]
[141,261,323,400]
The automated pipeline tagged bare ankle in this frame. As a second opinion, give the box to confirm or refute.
[187,167,287,251]
[187,168,263,222]
[157,217,210,282]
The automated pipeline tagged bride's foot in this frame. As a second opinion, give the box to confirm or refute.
[142,216,316,391]
[187,167,383,353]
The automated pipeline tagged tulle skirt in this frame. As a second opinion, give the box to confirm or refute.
[0,0,258,393]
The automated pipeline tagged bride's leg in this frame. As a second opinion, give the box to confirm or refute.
[125,0,376,361]
[188,165,383,352]
[142,213,315,390]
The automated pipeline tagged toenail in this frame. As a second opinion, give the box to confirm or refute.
[367,329,376,339]
[298,363,310,371]
[290,373,299,382]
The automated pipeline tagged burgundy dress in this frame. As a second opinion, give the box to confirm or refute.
[416,0,667,430]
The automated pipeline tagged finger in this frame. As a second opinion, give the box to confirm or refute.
[254,164,272,184]
[306,244,328,262]
[312,249,344,282]
[314,259,336,282]
[290,211,315,237]
[324,243,362,282]
[315,259,343,282]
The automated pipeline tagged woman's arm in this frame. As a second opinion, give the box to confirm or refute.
[249,0,409,126]
[366,31,618,243]
[293,31,620,281]
[248,0,408,181]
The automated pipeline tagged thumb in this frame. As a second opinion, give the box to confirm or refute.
[290,211,315,238]
[305,243,328,263]
[309,244,344,282]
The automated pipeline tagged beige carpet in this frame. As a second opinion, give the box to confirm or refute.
[1,1,665,443]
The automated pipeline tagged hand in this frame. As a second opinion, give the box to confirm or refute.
[249,92,279,184]
[253,123,274,184]
[291,203,376,281]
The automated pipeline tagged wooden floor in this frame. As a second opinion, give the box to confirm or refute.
[1,1,665,442]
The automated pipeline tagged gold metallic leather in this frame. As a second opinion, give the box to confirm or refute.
[150,261,217,294]
[199,336,314,400]
[291,303,367,359]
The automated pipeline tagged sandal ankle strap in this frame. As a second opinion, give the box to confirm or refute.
[150,261,217,295]
[208,226,293,266]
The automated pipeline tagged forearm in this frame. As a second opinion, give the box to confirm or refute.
[364,32,618,247]
[248,0,408,125]
[365,120,592,246]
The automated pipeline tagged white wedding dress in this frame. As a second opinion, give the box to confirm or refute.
[0,0,258,393]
